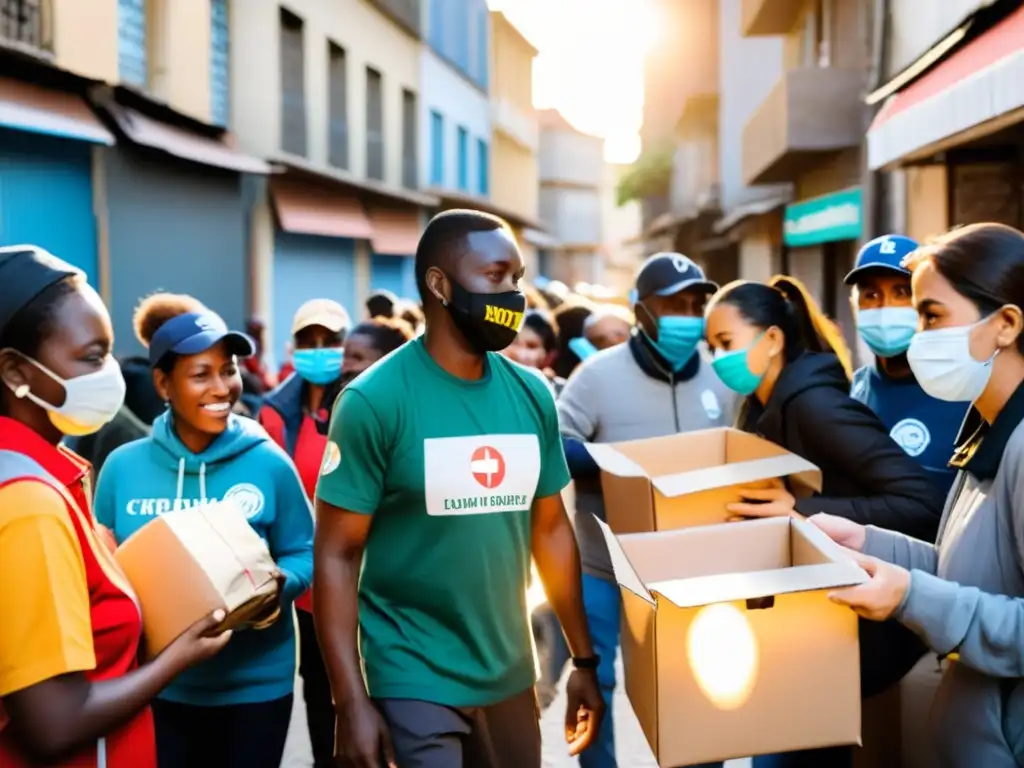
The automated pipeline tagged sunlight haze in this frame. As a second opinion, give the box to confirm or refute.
[488,0,659,163]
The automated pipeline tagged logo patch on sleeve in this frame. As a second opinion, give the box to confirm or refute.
[321,441,342,475]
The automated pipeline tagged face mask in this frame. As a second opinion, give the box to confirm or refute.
[856,307,918,358]
[4,353,126,437]
[568,337,598,361]
[906,317,998,403]
[445,277,527,353]
[292,347,343,386]
[652,316,704,370]
[710,333,766,396]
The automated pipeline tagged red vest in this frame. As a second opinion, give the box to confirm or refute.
[0,419,156,768]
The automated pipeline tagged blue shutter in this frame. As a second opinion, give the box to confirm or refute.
[430,111,444,186]
[457,127,468,191]
[476,138,488,196]
[118,0,147,88]
[476,4,488,89]
[210,0,230,126]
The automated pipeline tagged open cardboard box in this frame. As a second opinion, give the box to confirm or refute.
[598,516,868,766]
[586,427,822,535]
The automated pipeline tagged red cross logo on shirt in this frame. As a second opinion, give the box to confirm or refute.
[471,446,506,489]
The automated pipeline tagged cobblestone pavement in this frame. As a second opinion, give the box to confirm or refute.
[282,659,751,768]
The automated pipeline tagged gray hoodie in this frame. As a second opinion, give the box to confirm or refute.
[862,398,1024,767]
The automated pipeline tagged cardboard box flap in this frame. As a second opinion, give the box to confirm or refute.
[649,561,868,609]
[584,442,648,478]
[595,518,655,605]
[650,454,822,498]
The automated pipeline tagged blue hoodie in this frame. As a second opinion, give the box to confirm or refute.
[94,412,314,706]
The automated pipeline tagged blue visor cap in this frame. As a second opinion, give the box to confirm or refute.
[148,311,256,368]
[844,235,920,285]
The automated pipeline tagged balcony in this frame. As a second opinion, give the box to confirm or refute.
[365,0,421,38]
[742,67,865,186]
[0,0,52,56]
[492,97,538,151]
[741,0,803,36]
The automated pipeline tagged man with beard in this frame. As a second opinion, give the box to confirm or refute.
[314,210,603,768]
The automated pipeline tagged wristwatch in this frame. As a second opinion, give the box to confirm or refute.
[571,654,601,671]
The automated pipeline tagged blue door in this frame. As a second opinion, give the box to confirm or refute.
[0,128,98,282]
[370,253,416,301]
[273,232,357,364]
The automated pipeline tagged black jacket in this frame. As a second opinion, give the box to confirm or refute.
[744,350,945,542]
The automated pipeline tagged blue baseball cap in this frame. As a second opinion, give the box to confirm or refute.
[844,235,919,285]
[148,311,255,368]
[635,252,718,301]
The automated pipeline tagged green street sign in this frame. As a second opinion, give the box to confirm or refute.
[783,187,863,247]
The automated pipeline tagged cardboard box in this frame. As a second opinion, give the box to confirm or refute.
[598,516,868,766]
[586,427,822,534]
[115,500,279,656]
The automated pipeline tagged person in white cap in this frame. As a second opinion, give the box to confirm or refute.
[257,297,349,768]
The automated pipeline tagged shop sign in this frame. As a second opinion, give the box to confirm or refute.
[783,187,863,247]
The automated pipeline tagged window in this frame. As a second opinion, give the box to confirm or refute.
[328,42,348,169]
[279,7,307,156]
[0,0,52,52]
[365,66,384,181]
[802,0,832,68]
[401,89,417,189]
[457,126,469,191]
[430,110,444,186]
[118,0,147,87]
[429,0,445,52]
[474,3,488,89]
[476,138,488,196]
[210,0,230,126]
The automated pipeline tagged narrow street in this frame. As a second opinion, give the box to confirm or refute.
[282,657,752,768]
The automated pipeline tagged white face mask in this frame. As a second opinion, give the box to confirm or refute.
[3,352,126,436]
[906,317,998,403]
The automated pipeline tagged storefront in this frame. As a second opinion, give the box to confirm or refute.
[94,88,271,355]
[867,1,1024,235]
[783,186,863,348]
[0,76,114,283]
[368,208,423,301]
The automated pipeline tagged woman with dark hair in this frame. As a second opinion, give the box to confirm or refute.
[703,275,946,768]
[93,292,314,768]
[339,315,415,386]
[0,248,228,768]
[552,300,594,379]
[813,223,1024,767]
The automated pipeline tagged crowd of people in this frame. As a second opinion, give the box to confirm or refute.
[0,210,1022,768]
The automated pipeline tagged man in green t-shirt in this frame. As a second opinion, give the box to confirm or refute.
[314,210,604,768]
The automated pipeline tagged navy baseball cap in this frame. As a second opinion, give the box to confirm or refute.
[148,311,255,368]
[844,235,919,285]
[635,252,718,301]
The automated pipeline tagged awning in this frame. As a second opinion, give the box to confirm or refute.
[103,103,271,174]
[275,154,439,207]
[0,77,113,145]
[368,207,420,255]
[521,227,559,248]
[424,187,546,231]
[712,190,792,235]
[867,3,1024,170]
[271,177,374,239]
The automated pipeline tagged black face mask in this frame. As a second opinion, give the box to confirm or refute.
[445,276,527,353]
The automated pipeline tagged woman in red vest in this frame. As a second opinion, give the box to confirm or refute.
[0,246,229,768]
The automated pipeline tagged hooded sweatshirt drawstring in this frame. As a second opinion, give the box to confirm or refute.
[176,457,185,507]
[174,457,209,507]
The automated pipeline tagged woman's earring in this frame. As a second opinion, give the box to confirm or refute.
[14,384,29,399]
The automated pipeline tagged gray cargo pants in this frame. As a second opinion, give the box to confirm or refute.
[376,687,541,768]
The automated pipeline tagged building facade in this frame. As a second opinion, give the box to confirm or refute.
[871,0,1024,246]
[0,0,268,355]
[537,109,605,285]
[740,0,871,348]
[488,10,545,275]
[231,0,431,363]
